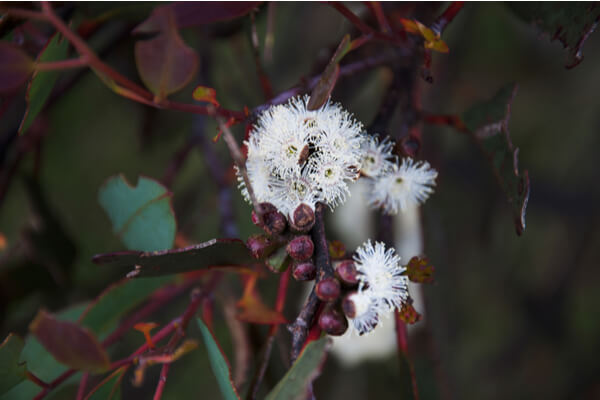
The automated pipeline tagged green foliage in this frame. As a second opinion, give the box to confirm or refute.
[93,239,255,278]
[265,338,328,400]
[98,174,176,251]
[78,277,174,337]
[19,34,69,135]
[507,3,600,68]
[462,83,530,235]
[196,318,240,400]
[0,334,26,394]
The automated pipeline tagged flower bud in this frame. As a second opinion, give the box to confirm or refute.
[289,203,315,233]
[315,277,341,302]
[335,260,359,287]
[252,202,287,236]
[246,234,275,259]
[318,306,348,336]
[341,294,357,318]
[286,235,314,261]
[292,261,317,281]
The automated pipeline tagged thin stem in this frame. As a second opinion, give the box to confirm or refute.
[247,268,291,399]
[218,116,261,216]
[263,3,276,64]
[153,363,171,400]
[35,57,89,71]
[75,373,89,400]
[431,1,465,35]
[422,112,468,132]
[1,7,49,21]
[26,371,50,388]
[288,203,334,362]
[250,11,274,100]
[328,2,375,35]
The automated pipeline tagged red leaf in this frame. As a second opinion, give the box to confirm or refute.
[29,310,110,373]
[0,42,34,93]
[236,276,287,325]
[134,7,199,100]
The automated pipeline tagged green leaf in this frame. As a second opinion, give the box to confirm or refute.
[196,318,240,400]
[0,334,26,394]
[462,83,530,236]
[0,42,34,93]
[29,310,110,373]
[19,33,69,135]
[92,238,255,278]
[507,3,600,68]
[133,7,199,100]
[99,174,176,252]
[78,277,174,337]
[265,337,329,400]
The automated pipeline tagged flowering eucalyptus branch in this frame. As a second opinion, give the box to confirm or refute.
[288,203,335,362]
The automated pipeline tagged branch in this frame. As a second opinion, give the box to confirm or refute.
[152,363,171,400]
[431,1,465,35]
[250,11,274,100]
[288,203,334,362]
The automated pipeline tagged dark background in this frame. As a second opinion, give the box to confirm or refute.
[1,2,599,399]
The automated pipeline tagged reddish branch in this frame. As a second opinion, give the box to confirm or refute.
[153,363,171,400]
[431,2,465,35]
[247,268,291,399]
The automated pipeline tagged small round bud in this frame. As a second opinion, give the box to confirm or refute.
[252,202,287,235]
[341,294,357,318]
[246,235,274,259]
[289,203,315,233]
[286,235,314,261]
[335,260,359,287]
[315,277,341,302]
[318,306,348,336]
[292,261,317,281]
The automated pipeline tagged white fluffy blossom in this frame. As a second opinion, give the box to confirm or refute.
[368,157,438,215]
[359,135,396,178]
[238,96,364,217]
[346,291,380,336]
[345,240,408,335]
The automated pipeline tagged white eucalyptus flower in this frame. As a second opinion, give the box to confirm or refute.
[354,240,408,313]
[360,135,396,178]
[368,157,438,214]
[239,95,365,217]
[345,291,380,336]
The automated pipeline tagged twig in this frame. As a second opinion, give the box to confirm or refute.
[217,115,261,216]
[247,268,291,399]
[75,373,89,400]
[365,2,392,33]
[421,112,468,132]
[250,11,274,100]
[431,2,465,35]
[152,363,171,400]
[253,51,398,116]
[263,3,276,64]
[26,371,50,388]
[288,203,334,362]
[35,57,89,71]
[395,313,420,400]
[328,2,375,35]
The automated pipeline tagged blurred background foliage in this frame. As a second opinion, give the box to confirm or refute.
[1,2,600,399]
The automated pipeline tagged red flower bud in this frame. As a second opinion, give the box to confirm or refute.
[286,235,314,261]
[315,277,341,302]
[246,235,275,259]
[292,261,317,281]
[335,260,359,287]
[289,203,315,233]
[318,306,348,336]
[252,202,287,235]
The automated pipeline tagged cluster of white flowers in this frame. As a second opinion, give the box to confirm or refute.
[359,136,438,215]
[238,96,364,218]
[347,240,408,335]
[239,97,438,220]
